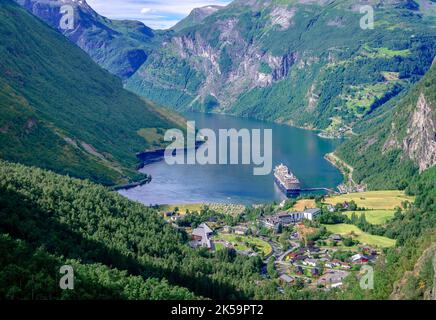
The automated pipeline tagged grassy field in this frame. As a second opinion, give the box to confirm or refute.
[293,199,317,211]
[323,224,396,248]
[214,234,273,256]
[324,191,414,210]
[159,203,245,216]
[344,210,395,225]
[159,204,204,215]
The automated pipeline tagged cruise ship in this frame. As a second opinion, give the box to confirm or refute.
[274,164,301,196]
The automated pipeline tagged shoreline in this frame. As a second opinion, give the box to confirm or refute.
[188,110,347,139]
[324,152,366,193]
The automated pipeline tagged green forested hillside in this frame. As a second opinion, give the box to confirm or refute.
[0,160,283,300]
[338,166,436,300]
[0,234,197,300]
[1,158,434,300]
[0,0,180,185]
[336,62,435,189]
[126,0,436,132]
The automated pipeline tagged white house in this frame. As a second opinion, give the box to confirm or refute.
[303,208,321,221]
[192,223,214,249]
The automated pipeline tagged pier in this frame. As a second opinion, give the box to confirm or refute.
[300,187,336,194]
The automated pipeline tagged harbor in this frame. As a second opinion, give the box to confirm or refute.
[274,164,336,197]
[120,112,342,205]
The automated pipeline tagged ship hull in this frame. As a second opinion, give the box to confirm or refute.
[274,176,301,197]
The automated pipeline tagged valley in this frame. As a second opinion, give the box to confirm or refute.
[0,0,435,302]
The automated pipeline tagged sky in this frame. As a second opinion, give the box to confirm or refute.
[87,0,232,30]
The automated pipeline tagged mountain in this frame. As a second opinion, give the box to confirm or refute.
[0,159,199,299]
[0,159,281,300]
[336,60,436,190]
[15,0,158,79]
[0,0,182,185]
[125,0,436,133]
[172,5,225,32]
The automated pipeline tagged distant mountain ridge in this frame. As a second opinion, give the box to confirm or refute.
[125,0,436,132]
[15,0,157,78]
[16,0,436,134]
[172,5,225,32]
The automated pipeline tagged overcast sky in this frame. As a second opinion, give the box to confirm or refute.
[87,0,231,30]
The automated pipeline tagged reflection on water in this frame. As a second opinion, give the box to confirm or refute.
[119,112,343,205]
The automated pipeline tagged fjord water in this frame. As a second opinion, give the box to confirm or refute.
[120,112,343,205]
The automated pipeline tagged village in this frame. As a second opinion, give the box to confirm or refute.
[157,190,412,291]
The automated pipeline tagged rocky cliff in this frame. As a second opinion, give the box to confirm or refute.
[403,93,436,172]
[337,61,436,189]
[15,0,156,78]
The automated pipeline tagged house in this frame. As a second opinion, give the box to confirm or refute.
[279,274,294,284]
[311,268,320,277]
[294,255,308,262]
[294,266,304,275]
[233,226,249,235]
[319,270,348,288]
[303,258,317,267]
[260,216,281,233]
[330,234,342,242]
[277,211,304,225]
[351,254,369,264]
[222,226,231,233]
[191,223,214,249]
[361,246,378,257]
[263,208,322,228]
[307,246,320,254]
[326,260,344,269]
[303,208,321,221]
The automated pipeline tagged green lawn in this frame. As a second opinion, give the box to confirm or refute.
[214,234,273,256]
[324,191,414,210]
[214,243,225,251]
[344,210,395,225]
[323,224,396,248]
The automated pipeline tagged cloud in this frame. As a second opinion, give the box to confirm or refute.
[140,8,152,14]
[87,0,232,29]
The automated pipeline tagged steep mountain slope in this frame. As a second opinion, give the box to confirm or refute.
[0,0,181,185]
[0,160,199,299]
[16,0,158,79]
[0,159,281,300]
[126,0,436,132]
[336,60,436,190]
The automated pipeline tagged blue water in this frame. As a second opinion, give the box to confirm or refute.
[119,112,343,205]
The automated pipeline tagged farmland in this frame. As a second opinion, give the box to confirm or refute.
[323,224,396,248]
[293,199,317,211]
[324,191,414,210]
[343,210,396,225]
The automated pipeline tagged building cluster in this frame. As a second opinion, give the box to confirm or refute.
[280,244,378,289]
[261,208,321,231]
